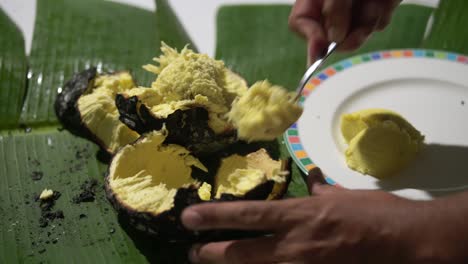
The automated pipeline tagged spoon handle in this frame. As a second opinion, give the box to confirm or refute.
[294,42,338,102]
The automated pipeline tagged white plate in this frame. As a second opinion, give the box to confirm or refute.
[284,49,468,200]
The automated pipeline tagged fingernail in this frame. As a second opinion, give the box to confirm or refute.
[182,209,203,229]
[189,244,202,263]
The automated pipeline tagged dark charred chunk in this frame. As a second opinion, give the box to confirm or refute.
[36,191,64,228]
[105,177,202,241]
[116,95,236,156]
[54,67,97,133]
[115,94,163,133]
[31,171,43,181]
[72,179,99,204]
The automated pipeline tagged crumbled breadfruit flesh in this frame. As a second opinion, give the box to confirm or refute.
[108,129,207,214]
[77,72,140,153]
[39,189,54,200]
[215,169,265,198]
[228,80,303,141]
[144,43,230,108]
[124,87,163,106]
[140,43,247,134]
[224,70,248,104]
[198,182,212,201]
[341,109,424,178]
[214,149,287,198]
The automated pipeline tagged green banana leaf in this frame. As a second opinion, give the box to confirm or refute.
[422,0,468,52]
[0,8,27,129]
[1,0,193,263]
[20,0,160,125]
[322,4,434,68]
[1,0,467,263]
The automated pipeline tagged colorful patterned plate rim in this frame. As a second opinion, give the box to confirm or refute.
[284,49,468,188]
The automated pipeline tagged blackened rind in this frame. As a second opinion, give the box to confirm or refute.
[105,170,203,241]
[54,67,97,133]
[115,94,163,133]
[163,108,236,155]
[269,158,292,200]
[115,95,236,156]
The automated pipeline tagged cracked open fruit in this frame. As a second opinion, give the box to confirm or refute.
[105,128,290,239]
[55,43,303,154]
[55,68,140,154]
[56,43,297,239]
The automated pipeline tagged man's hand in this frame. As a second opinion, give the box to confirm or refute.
[288,0,400,63]
[181,168,462,264]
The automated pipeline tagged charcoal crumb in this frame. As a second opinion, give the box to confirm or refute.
[55,210,64,219]
[462,100,465,106]
[47,232,51,237]
[37,191,63,228]
[30,159,41,166]
[52,238,58,244]
[45,240,50,244]
[31,171,43,181]
[39,218,48,228]
[79,214,87,219]
[72,179,98,204]
[38,248,46,254]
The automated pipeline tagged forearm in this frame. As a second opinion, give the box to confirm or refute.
[404,191,468,263]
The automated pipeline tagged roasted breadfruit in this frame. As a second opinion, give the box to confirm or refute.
[55,68,139,154]
[105,129,290,239]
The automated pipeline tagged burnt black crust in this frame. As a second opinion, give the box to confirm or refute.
[115,94,236,156]
[55,68,138,155]
[104,136,291,240]
[269,158,292,200]
[54,67,97,134]
[105,172,203,241]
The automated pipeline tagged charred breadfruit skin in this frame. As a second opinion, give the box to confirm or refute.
[105,174,203,241]
[115,94,162,133]
[115,94,236,156]
[54,67,97,134]
[268,158,292,200]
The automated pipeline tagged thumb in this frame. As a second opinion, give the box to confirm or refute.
[307,166,339,195]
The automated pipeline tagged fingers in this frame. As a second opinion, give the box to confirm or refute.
[289,0,328,62]
[322,0,353,43]
[340,0,400,51]
[182,200,292,231]
[339,26,373,51]
[307,166,338,195]
[375,0,401,31]
[289,0,400,56]
[189,236,287,264]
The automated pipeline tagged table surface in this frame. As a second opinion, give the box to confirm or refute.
[0,0,440,57]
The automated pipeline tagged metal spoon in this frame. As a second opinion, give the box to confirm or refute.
[293,42,338,102]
